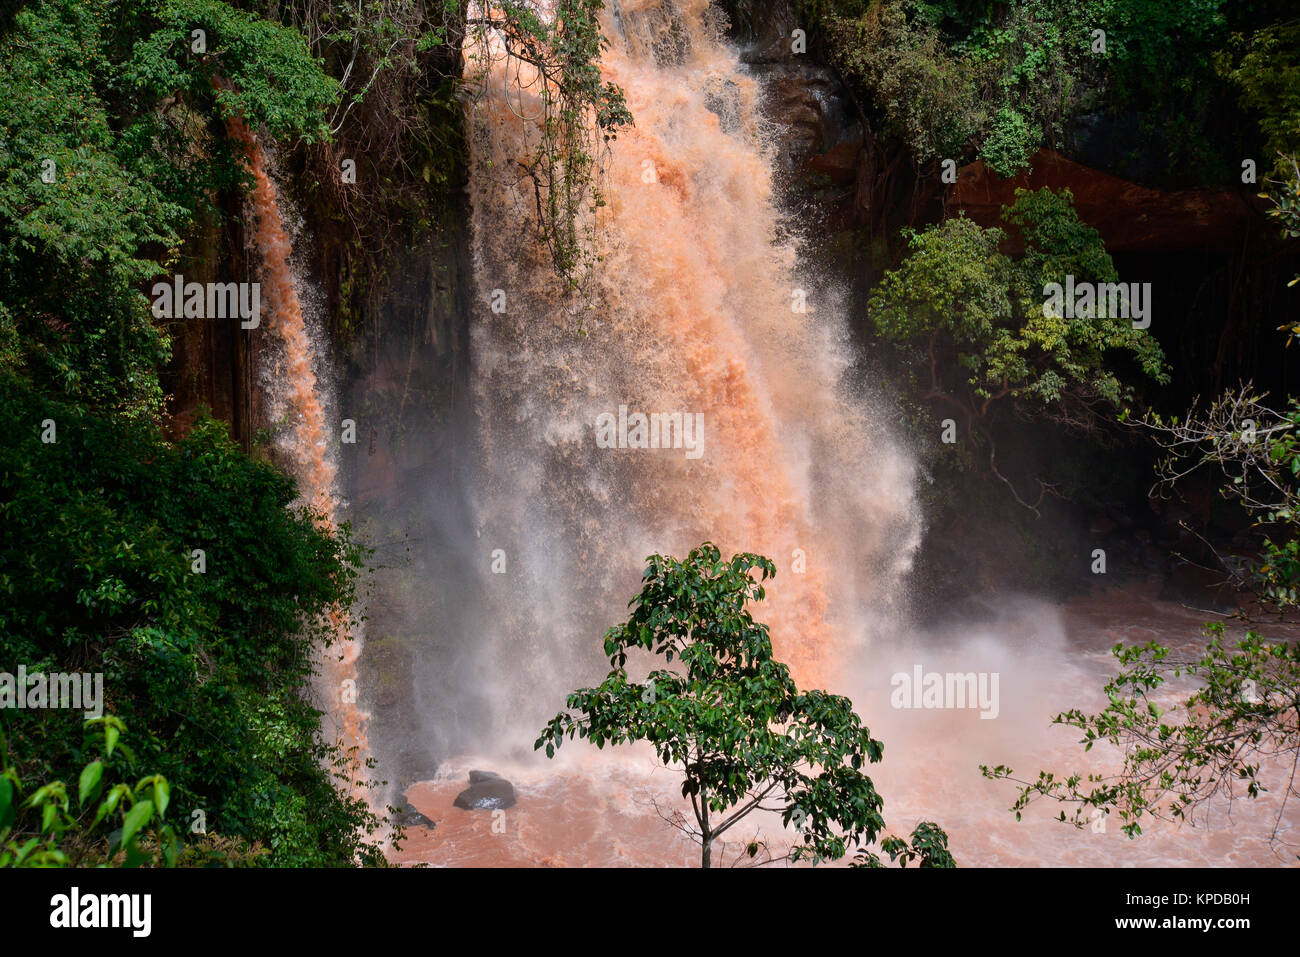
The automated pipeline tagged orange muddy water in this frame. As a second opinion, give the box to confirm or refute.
[392,586,1300,867]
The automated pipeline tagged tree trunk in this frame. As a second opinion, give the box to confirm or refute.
[700,799,711,869]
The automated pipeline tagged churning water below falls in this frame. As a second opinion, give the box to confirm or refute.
[391,587,1299,867]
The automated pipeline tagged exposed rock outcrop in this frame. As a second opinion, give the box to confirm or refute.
[453,770,517,811]
[392,802,436,829]
[951,150,1271,253]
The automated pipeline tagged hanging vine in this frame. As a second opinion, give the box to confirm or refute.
[464,0,633,289]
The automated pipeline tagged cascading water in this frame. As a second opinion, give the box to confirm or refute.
[385,1,1297,865]
[227,118,369,788]
[462,0,918,725]
[382,0,916,861]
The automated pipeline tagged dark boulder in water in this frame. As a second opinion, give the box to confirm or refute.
[455,771,516,810]
[392,803,435,829]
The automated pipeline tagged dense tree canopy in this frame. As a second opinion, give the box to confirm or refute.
[0,377,383,865]
[869,188,1167,430]
[815,0,1298,183]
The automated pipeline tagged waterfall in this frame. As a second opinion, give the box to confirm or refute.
[227,117,369,789]
[456,0,920,750]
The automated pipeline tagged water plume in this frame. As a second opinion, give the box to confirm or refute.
[227,116,370,790]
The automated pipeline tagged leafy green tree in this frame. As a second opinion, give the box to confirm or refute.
[0,0,183,417]
[1218,21,1300,290]
[0,0,340,419]
[828,2,989,167]
[1264,154,1300,291]
[0,376,384,865]
[126,0,340,142]
[1216,20,1300,182]
[854,820,956,868]
[869,188,1167,507]
[980,105,1039,178]
[814,0,1284,185]
[536,543,951,868]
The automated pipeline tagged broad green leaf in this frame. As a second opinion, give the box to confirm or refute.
[120,799,154,848]
[79,761,104,808]
[152,778,169,818]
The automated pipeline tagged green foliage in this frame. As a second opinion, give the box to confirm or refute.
[1,717,183,867]
[127,0,339,142]
[828,2,988,165]
[0,0,340,419]
[0,377,384,865]
[0,0,183,418]
[814,0,1284,183]
[982,623,1300,844]
[869,188,1167,422]
[1216,23,1300,287]
[980,105,1038,177]
[1252,535,1300,608]
[1219,22,1300,289]
[853,820,956,867]
[536,543,948,868]
[1238,399,1300,607]
[1217,21,1300,180]
[872,215,1014,348]
[1267,156,1300,250]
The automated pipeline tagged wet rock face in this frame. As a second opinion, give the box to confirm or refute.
[453,770,517,810]
[718,0,861,179]
[720,0,793,48]
[612,0,695,66]
[392,802,436,829]
[758,62,859,176]
[805,137,861,186]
